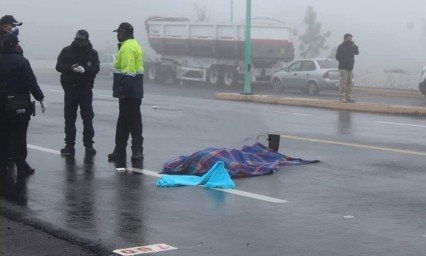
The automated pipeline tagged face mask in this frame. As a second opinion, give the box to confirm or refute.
[11,27,19,36]
[74,39,89,47]
[117,32,124,42]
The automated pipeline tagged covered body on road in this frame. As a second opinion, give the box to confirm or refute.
[162,143,319,178]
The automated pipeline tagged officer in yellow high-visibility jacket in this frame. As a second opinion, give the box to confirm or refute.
[108,22,144,161]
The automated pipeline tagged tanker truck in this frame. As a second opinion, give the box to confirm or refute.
[144,16,295,87]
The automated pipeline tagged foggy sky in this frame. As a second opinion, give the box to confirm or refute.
[1,0,425,73]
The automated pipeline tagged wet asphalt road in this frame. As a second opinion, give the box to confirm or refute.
[1,73,426,256]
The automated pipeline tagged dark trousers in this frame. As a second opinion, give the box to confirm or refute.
[64,88,94,146]
[115,98,143,151]
[0,111,31,173]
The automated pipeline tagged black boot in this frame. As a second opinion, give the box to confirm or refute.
[131,147,144,161]
[60,144,75,155]
[16,161,35,176]
[85,145,96,155]
[108,147,126,160]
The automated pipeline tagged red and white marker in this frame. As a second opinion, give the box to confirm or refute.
[113,243,177,255]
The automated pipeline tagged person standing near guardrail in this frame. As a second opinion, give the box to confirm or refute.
[419,66,426,96]
[336,33,359,103]
[108,22,144,162]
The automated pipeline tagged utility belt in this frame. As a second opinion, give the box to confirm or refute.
[3,92,34,117]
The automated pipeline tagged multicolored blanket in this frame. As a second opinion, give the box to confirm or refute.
[162,143,320,178]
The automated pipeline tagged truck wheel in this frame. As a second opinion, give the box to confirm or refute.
[272,78,284,92]
[208,66,221,86]
[147,65,158,82]
[223,69,237,88]
[306,81,319,95]
[158,67,175,83]
[168,70,178,84]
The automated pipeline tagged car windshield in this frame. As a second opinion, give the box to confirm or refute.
[317,59,338,69]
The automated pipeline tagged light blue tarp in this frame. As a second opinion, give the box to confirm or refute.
[156,161,235,189]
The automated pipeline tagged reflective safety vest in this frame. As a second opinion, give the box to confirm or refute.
[114,39,144,75]
[113,39,144,98]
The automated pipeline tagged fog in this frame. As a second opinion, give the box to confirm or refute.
[2,0,426,83]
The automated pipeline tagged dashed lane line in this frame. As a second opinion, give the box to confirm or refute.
[376,121,426,129]
[280,134,426,157]
[271,111,312,116]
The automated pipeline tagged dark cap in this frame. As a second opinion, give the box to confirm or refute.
[344,33,353,39]
[75,29,89,40]
[113,22,133,33]
[0,15,23,26]
[2,33,19,49]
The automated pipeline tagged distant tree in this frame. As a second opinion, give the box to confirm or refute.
[194,3,208,22]
[298,6,331,58]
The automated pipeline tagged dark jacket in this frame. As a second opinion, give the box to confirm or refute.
[0,30,8,53]
[0,47,44,101]
[55,41,100,89]
[0,31,5,53]
[335,41,359,71]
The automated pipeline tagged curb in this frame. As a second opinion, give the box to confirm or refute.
[353,87,424,98]
[215,93,426,115]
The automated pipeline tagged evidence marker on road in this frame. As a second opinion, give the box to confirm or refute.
[113,243,177,255]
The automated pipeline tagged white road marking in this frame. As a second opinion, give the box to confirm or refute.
[28,144,60,155]
[280,134,426,157]
[209,187,288,204]
[376,121,426,129]
[129,168,288,204]
[271,110,312,116]
[116,168,126,173]
[129,168,162,177]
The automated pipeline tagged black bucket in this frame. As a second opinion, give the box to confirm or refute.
[267,134,280,152]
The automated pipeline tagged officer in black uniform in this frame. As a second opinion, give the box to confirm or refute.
[56,30,100,155]
[0,33,46,176]
[0,15,23,52]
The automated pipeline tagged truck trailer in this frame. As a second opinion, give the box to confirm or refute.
[144,16,295,87]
